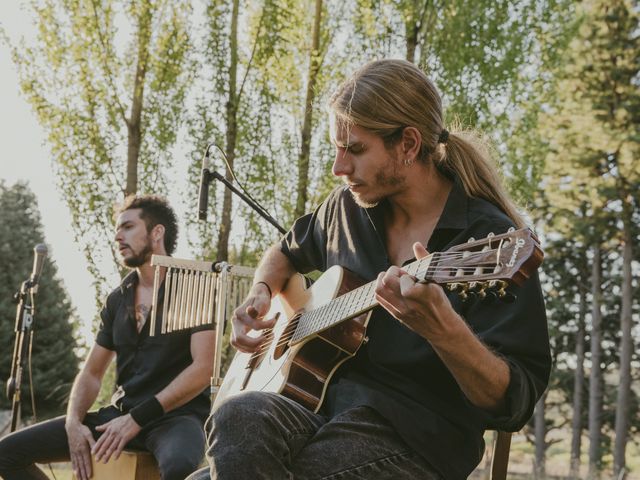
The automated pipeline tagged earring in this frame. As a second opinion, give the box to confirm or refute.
[404,157,414,166]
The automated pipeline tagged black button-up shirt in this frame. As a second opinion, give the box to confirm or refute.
[96,272,211,419]
[281,179,551,479]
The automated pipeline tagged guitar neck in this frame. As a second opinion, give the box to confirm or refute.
[290,254,434,343]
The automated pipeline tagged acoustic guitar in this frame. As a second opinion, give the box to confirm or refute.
[213,228,543,413]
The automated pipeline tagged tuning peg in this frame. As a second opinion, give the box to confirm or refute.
[495,280,515,303]
[467,237,475,243]
[487,232,495,238]
[482,290,497,304]
[508,227,515,232]
[499,292,516,303]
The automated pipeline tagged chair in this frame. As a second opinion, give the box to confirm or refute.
[84,450,160,480]
[489,431,512,480]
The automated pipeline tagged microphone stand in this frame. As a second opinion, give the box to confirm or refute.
[205,169,287,235]
[200,148,293,406]
[6,279,38,432]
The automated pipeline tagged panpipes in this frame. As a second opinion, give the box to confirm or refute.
[149,255,256,336]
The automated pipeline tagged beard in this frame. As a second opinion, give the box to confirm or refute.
[121,241,153,268]
[350,156,405,208]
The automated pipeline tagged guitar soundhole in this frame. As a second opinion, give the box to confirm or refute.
[273,313,300,360]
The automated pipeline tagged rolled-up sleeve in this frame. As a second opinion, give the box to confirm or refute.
[468,270,551,431]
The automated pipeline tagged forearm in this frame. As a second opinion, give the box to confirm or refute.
[66,372,102,424]
[430,315,510,411]
[252,244,297,296]
[154,360,212,413]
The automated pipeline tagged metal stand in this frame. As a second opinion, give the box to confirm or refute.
[209,262,230,403]
[208,170,287,235]
[6,280,37,432]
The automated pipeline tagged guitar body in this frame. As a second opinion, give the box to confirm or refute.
[213,265,370,413]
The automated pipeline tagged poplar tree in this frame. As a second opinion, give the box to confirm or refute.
[6,0,193,300]
[188,0,342,261]
[351,0,574,129]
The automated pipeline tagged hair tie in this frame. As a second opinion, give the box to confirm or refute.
[438,129,449,144]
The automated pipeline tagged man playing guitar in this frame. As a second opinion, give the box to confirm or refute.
[190,59,551,480]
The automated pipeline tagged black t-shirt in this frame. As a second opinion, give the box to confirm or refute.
[280,180,551,479]
[96,271,212,420]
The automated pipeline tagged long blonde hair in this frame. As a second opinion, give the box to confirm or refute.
[329,59,525,228]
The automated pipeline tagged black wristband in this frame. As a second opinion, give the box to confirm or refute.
[129,396,164,427]
[254,281,272,298]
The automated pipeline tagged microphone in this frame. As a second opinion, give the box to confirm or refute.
[29,244,48,288]
[198,146,212,221]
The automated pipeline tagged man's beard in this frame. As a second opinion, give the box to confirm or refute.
[121,241,153,268]
[350,158,405,208]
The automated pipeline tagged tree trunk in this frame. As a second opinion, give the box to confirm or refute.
[569,281,587,479]
[613,215,633,478]
[125,6,152,197]
[216,0,239,261]
[588,246,603,479]
[405,20,418,64]
[534,392,547,478]
[294,0,322,219]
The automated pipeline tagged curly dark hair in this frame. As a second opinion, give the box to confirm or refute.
[114,195,179,255]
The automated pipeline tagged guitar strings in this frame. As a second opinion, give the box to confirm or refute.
[249,264,508,357]
[247,247,513,358]
[249,247,510,355]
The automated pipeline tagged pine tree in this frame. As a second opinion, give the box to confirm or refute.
[0,181,80,421]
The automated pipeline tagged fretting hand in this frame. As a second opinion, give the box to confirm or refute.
[375,242,465,343]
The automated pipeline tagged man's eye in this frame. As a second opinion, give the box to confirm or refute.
[349,144,364,154]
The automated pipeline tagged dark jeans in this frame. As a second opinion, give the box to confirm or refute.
[0,406,205,480]
[186,392,442,480]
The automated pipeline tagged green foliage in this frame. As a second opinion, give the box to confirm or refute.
[351,0,576,128]
[520,0,640,473]
[186,0,344,262]
[6,0,194,302]
[0,181,80,419]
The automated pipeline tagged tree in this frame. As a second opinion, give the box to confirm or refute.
[536,1,640,475]
[187,0,341,261]
[0,181,80,420]
[577,4,640,475]
[351,0,575,129]
[187,0,289,261]
[6,0,193,301]
[294,0,323,218]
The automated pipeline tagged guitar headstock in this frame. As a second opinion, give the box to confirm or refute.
[417,228,543,301]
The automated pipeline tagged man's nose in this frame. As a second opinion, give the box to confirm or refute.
[332,150,353,177]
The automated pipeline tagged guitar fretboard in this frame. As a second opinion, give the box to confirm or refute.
[290,254,434,343]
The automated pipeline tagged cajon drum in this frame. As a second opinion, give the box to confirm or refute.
[84,450,160,480]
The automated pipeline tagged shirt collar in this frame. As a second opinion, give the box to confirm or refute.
[367,175,469,231]
[432,175,468,232]
[119,270,138,293]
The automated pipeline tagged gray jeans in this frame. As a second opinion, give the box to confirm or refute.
[186,391,442,480]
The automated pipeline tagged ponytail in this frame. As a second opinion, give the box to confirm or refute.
[437,130,526,228]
